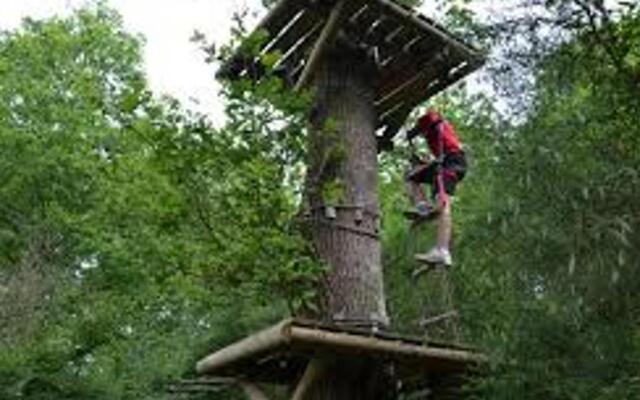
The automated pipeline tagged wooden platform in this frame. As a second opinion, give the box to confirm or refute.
[219,0,484,148]
[196,319,486,394]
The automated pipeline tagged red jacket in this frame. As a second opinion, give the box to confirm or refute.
[417,111,462,157]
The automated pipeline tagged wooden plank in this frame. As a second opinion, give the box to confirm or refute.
[262,9,312,55]
[268,11,325,84]
[384,24,406,44]
[420,310,459,327]
[396,57,479,112]
[196,320,292,374]
[364,0,482,105]
[376,19,444,68]
[344,3,382,42]
[292,318,476,351]
[282,0,369,83]
[258,0,301,37]
[218,3,326,82]
[376,59,481,145]
[375,55,448,113]
[347,2,373,26]
[354,3,421,50]
[362,14,402,50]
[176,378,236,385]
[195,319,485,392]
[374,0,483,60]
[217,0,302,79]
[377,61,481,139]
[263,4,327,57]
[289,326,487,368]
[167,385,227,394]
[421,60,481,100]
[275,20,325,81]
[342,5,424,68]
[376,42,444,102]
[366,9,449,99]
[353,0,440,59]
[377,28,423,69]
[219,0,484,88]
[295,0,348,91]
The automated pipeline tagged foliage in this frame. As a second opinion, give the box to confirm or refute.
[0,5,320,399]
[411,11,639,400]
[2,0,640,399]
[380,6,640,400]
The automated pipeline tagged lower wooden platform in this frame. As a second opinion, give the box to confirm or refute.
[196,319,486,394]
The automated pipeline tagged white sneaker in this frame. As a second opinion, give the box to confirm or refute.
[415,247,452,266]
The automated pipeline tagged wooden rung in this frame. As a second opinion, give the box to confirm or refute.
[420,311,459,328]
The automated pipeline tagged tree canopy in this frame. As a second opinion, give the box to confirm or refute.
[1,1,639,399]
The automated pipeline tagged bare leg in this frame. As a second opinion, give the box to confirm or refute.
[414,174,454,266]
[436,197,452,251]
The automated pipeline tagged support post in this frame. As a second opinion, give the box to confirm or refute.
[290,359,326,400]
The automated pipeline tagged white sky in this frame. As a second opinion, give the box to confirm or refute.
[0,0,476,126]
[0,0,264,125]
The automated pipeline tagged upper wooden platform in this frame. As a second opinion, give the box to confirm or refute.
[219,0,484,147]
[196,319,486,395]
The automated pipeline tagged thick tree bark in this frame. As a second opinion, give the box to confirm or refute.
[304,40,391,399]
[307,39,388,327]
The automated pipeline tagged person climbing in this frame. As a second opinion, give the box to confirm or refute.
[405,107,467,266]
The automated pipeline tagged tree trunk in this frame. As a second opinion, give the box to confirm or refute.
[304,39,391,399]
[307,39,388,327]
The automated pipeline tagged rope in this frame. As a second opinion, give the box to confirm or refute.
[306,204,381,219]
[307,218,380,240]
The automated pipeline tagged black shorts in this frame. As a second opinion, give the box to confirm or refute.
[406,152,467,197]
